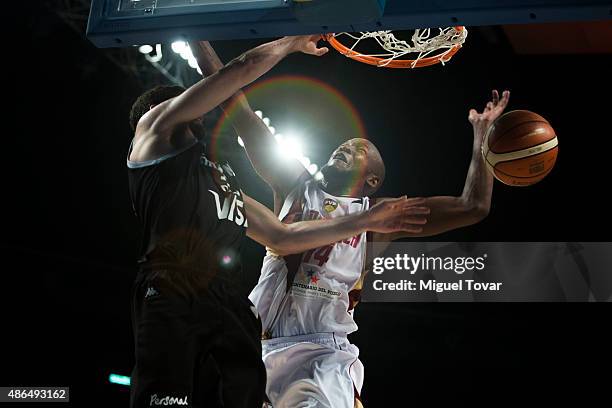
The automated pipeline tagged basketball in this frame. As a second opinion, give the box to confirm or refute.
[482,110,558,186]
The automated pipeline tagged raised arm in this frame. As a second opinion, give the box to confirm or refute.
[372,90,510,241]
[243,194,429,256]
[140,36,324,139]
[190,40,321,209]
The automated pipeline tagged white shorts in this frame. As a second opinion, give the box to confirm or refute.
[262,333,364,408]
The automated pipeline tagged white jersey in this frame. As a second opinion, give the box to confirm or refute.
[249,179,369,337]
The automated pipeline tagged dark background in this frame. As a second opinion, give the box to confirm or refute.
[3,3,611,407]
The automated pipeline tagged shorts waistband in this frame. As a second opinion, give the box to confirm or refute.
[262,332,348,352]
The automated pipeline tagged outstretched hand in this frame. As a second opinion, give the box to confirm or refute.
[367,196,430,234]
[468,90,510,136]
[287,34,329,56]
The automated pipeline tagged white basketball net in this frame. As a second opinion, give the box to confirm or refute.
[333,27,468,67]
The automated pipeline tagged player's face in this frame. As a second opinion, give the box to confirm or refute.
[320,138,374,195]
[327,139,370,173]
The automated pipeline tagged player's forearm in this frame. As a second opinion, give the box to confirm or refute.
[460,130,494,215]
[223,87,307,194]
[225,37,298,88]
[417,137,492,236]
[191,41,251,112]
[244,194,370,255]
[383,92,506,240]
[153,38,298,131]
[273,212,370,256]
[204,38,293,114]
[379,136,492,240]
[233,112,307,195]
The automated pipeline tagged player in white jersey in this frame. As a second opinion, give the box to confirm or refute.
[194,40,510,407]
[250,178,371,408]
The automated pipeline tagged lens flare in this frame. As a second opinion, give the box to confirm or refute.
[210,75,368,197]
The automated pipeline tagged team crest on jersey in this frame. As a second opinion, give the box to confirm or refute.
[323,198,338,213]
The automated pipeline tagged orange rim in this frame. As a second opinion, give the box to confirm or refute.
[325,27,465,68]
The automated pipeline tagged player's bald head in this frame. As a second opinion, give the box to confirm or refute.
[362,139,385,194]
[323,138,385,196]
[357,139,385,195]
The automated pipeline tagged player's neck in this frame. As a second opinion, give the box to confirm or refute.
[319,177,362,197]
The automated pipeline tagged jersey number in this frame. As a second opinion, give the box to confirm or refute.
[304,244,333,267]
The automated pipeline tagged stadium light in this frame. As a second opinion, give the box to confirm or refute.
[144,44,163,63]
[187,57,198,69]
[245,114,320,176]
[284,136,303,159]
[171,41,187,54]
[138,45,153,54]
[179,47,192,60]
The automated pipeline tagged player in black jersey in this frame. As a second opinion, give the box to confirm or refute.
[127,35,430,408]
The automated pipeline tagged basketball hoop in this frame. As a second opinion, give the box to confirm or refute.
[325,27,467,68]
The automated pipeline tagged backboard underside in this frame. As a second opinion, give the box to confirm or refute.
[87,0,612,48]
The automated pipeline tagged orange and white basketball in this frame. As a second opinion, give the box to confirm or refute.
[482,110,558,186]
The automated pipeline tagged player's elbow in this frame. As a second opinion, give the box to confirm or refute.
[264,227,292,256]
[266,242,294,257]
[467,202,490,224]
[271,246,292,257]
[455,197,490,227]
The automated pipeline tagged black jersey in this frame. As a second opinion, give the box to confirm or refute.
[127,141,247,284]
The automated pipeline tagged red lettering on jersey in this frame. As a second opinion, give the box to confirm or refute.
[313,245,333,266]
[341,234,362,248]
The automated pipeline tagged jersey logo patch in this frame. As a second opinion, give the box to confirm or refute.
[292,268,341,300]
[144,286,159,298]
[323,198,339,213]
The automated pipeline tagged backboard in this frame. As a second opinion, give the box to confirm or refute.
[87,0,612,48]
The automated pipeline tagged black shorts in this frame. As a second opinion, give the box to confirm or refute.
[129,270,266,408]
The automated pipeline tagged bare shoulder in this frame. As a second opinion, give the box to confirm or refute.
[129,132,169,163]
[128,100,193,163]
